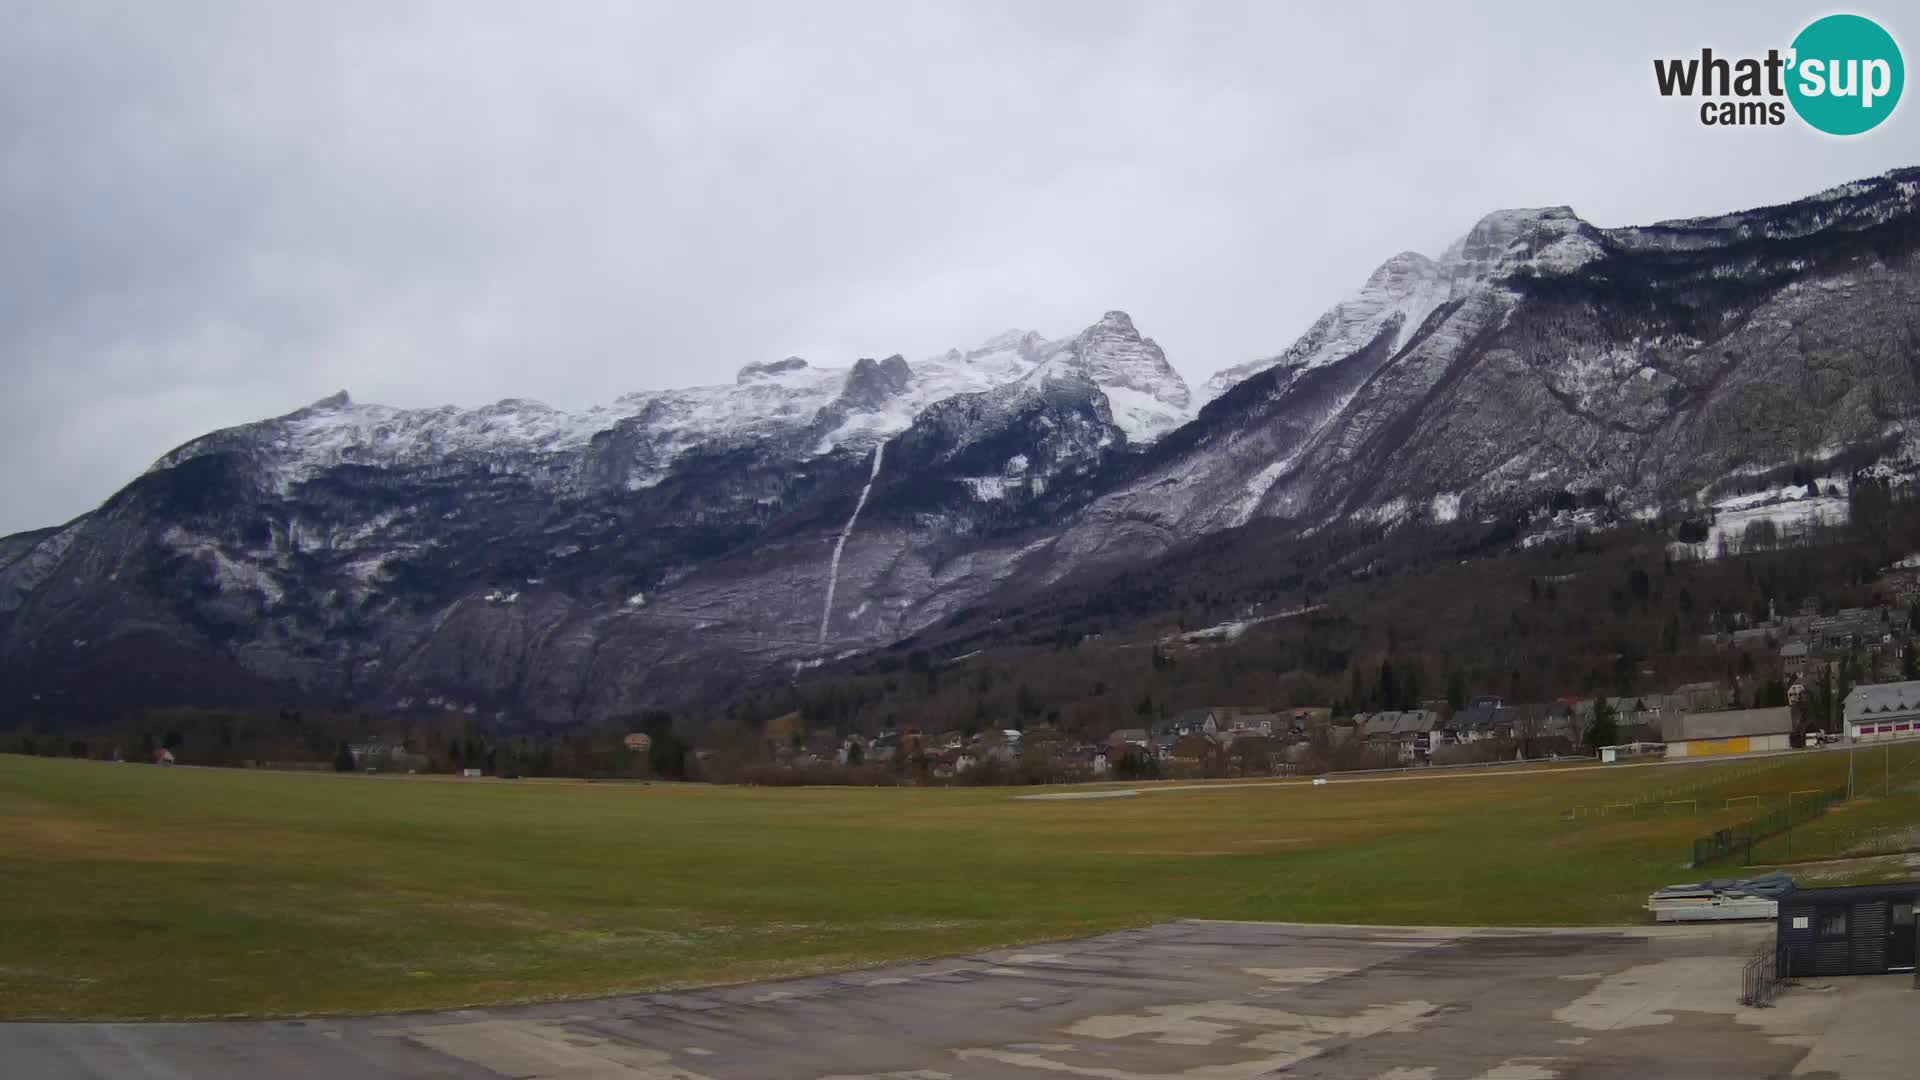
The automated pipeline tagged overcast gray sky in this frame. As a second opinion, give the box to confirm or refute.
[2,1,1914,535]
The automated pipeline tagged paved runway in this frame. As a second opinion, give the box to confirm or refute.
[5,920,1911,1079]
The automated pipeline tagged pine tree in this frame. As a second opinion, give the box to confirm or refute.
[1586,698,1617,753]
[333,741,355,772]
[1375,659,1398,711]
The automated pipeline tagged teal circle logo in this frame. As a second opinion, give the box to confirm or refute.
[1787,14,1904,135]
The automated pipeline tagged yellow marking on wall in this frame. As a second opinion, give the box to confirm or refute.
[1689,737,1751,757]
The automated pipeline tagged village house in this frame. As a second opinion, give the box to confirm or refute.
[1512,703,1578,756]
[834,735,869,766]
[1228,712,1279,736]
[1450,703,1515,743]
[1670,681,1730,713]
[1807,606,1896,655]
[1887,563,1920,602]
[1612,712,1663,745]
[1083,746,1111,776]
[1354,711,1397,743]
[968,729,1019,765]
[1353,710,1442,762]
[1780,639,1810,678]
[1392,710,1442,762]
[1168,708,1222,736]
[1167,733,1221,771]
[1224,733,1282,773]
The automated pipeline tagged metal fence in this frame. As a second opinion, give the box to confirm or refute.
[1749,819,1920,864]
[1739,934,1784,1008]
[1689,785,1848,867]
[1561,757,1798,822]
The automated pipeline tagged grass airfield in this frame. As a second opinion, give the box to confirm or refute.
[0,747,1908,1019]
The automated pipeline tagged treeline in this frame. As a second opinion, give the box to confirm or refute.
[1,706,698,781]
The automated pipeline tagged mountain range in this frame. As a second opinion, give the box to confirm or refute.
[4,168,1917,726]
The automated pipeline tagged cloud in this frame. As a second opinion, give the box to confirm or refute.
[1,1,1912,533]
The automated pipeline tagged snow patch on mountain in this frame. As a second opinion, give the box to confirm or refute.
[1101,384,1189,444]
[1167,603,1327,645]
[818,440,886,643]
[161,526,285,604]
[1670,485,1850,561]
[1230,456,1299,529]
[961,476,1015,501]
[1355,497,1410,526]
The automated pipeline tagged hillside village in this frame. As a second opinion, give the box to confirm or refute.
[747,675,1918,786]
[736,558,1920,786]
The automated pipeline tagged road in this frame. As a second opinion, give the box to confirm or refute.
[1029,743,1843,799]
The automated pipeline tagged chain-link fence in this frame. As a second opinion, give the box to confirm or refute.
[1751,819,1920,864]
[1690,786,1847,867]
[1561,758,1797,821]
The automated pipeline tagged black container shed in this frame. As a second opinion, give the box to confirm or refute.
[1776,882,1919,977]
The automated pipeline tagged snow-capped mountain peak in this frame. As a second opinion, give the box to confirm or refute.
[1029,309,1193,443]
[149,312,1198,495]
[1200,207,1605,402]
[1365,251,1439,290]
[1201,249,1452,402]
[1439,205,1602,282]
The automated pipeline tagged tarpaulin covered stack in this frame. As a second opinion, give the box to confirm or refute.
[1647,871,1794,922]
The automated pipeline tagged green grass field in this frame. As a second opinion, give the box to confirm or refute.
[0,748,1910,1019]
[1746,744,1920,865]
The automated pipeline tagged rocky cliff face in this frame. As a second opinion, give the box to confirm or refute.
[1060,171,1919,571]
[4,168,1916,725]
[0,310,1192,723]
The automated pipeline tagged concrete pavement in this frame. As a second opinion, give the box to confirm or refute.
[4,920,1912,1079]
